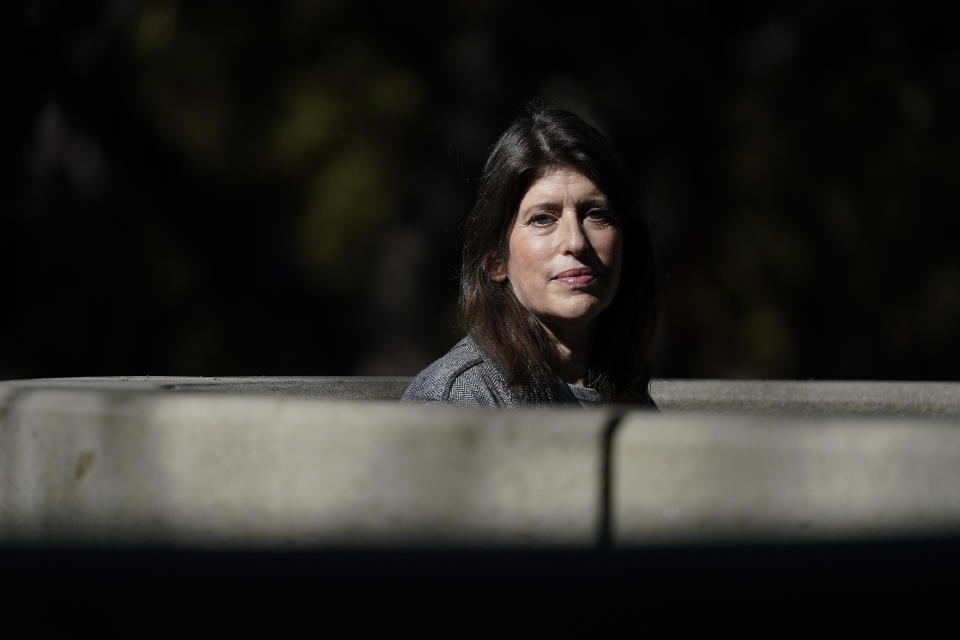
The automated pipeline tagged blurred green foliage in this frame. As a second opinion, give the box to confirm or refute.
[132,1,423,290]
[4,0,959,380]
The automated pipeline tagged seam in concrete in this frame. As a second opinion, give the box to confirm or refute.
[598,408,627,549]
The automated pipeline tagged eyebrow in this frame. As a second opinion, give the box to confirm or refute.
[522,195,609,212]
[578,197,609,207]
[523,202,562,212]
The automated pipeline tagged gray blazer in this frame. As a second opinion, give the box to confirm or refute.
[401,335,600,407]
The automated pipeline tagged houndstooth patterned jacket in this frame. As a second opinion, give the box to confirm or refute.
[401,334,599,407]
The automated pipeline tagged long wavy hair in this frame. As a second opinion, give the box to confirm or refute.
[461,102,658,402]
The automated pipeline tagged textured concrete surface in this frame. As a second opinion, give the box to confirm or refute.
[613,411,960,544]
[6,377,960,417]
[4,377,960,549]
[649,379,960,418]
[0,376,412,402]
[0,389,607,547]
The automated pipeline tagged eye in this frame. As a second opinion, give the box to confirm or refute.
[585,208,615,225]
[529,212,555,227]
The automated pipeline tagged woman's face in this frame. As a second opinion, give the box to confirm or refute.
[490,165,622,339]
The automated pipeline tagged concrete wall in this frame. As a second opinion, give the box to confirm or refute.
[3,377,960,549]
[6,375,960,417]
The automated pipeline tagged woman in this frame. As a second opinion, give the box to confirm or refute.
[403,103,658,406]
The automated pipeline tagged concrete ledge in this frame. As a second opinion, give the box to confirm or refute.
[4,377,960,418]
[614,412,960,544]
[4,377,960,549]
[0,389,607,547]
[650,379,960,418]
[0,376,412,402]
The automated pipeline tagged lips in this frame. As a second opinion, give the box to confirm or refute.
[553,267,598,287]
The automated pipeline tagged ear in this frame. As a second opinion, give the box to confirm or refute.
[483,253,508,282]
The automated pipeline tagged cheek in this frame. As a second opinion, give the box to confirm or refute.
[592,229,623,266]
[507,235,549,280]
[599,232,624,298]
[613,235,624,269]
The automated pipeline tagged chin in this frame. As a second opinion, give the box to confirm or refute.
[551,300,604,323]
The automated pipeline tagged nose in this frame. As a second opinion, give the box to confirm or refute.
[558,211,588,256]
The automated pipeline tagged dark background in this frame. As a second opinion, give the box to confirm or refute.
[4,0,959,381]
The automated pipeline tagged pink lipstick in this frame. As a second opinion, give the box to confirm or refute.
[554,268,597,287]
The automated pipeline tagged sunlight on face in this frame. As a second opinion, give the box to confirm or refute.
[491,165,622,339]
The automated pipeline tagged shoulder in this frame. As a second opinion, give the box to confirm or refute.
[401,336,514,407]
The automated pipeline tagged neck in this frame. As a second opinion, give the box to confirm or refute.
[543,321,591,386]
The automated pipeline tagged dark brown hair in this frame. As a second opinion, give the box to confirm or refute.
[461,102,658,402]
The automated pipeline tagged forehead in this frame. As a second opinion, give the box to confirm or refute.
[519,165,606,207]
